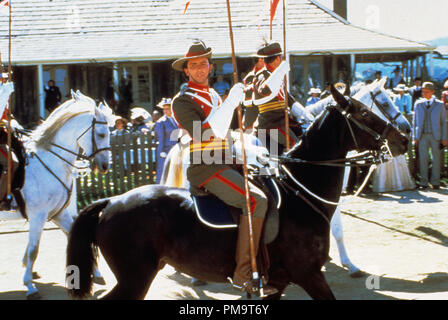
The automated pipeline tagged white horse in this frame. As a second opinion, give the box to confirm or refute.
[308,77,411,277]
[0,90,114,299]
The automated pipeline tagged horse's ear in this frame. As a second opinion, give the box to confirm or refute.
[379,76,387,88]
[71,89,79,101]
[344,82,351,96]
[330,84,349,109]
[98,100,115,126]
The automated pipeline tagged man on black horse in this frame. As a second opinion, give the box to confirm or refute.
[171,40,277,295]
[0,75,26,211]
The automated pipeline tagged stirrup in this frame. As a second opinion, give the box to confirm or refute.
[227,277,250,292]
[227,277,278,297]
[227,277,255,294]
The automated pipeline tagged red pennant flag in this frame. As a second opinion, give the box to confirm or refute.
[183,0,191,15]
[270,0,280,30]
[0,0,10,15]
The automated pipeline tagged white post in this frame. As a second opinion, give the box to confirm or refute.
[149,62,154,108]
[350,54,355,82]
[416,56,421,78]
[113,62,119,102]
[405,60,409,83]
[36,64,45,119]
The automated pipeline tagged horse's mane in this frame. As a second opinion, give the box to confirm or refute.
[30,99,94,150]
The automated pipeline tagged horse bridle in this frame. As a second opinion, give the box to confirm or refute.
[31,114,110,220]
[269,94,399,225]
[369,90,402,127]
[270,99,393,226]
[330,99,395,154]
[49,115,111,168]
[274,96,395,170]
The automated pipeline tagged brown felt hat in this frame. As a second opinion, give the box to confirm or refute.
[172,40,213,72]
[255,41,283,58]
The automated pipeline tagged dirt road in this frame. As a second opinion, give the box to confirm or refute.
[0,188,447,300]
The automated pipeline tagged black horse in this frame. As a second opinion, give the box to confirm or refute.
[66,87,409,300]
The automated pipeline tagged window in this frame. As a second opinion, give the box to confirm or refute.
[118,63,153,108]
[291,56,324,105]
[137,66,150,103]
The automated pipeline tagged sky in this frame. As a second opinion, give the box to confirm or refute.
[317,0,448,42]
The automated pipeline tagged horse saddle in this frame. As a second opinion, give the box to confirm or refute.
[190,176,281,244]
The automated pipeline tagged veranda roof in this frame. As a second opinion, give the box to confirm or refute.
[0,0,434,65]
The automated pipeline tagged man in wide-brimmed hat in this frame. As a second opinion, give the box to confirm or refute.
[250,41,313,154]
[170,40,278,296]
[393,83,412,114]
[413,81,448,190]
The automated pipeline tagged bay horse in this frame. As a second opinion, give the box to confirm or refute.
[66,86,409,300]
[0,91,113,299]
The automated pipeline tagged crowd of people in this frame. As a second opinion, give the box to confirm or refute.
[108,97,179,184]
[303,69,447,192]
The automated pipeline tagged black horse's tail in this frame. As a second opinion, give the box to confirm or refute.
[66,199,109,299]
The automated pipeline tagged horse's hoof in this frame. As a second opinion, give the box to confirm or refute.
[93,276,106,285]
[349,270,365,278]
[26,291,41,300]
[32,272,41,280]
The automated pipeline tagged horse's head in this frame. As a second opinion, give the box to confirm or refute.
[72,91,112,174]
[353,77,412,136]
[331,84,409,157]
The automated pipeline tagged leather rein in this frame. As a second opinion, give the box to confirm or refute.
[271,95,400,225]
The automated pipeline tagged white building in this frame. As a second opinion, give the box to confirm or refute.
[0,0,434,127]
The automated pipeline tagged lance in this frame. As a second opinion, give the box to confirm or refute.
[282,0,290,151]
[5,0,12,203]
[225,0,261,293]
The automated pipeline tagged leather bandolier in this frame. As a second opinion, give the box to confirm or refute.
[242,68,260,131]
[244,66,300,152]
[171,82,234,170]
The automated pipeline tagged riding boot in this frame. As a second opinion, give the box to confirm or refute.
[231,215,278,296]
[0,170,12,211]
